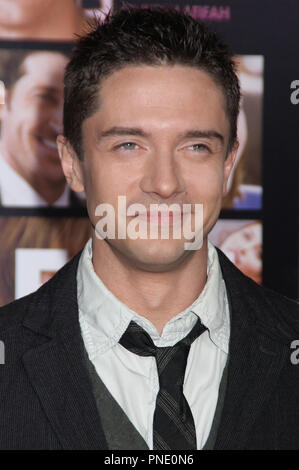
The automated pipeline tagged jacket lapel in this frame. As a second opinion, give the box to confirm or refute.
[214,249,290,449]
[21,253,108,450]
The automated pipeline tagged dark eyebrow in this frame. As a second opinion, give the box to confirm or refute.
[97,126,224,145]
[182,130,224,144]
[98,127,150,139]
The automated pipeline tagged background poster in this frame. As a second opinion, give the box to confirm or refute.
[0,216,91,306]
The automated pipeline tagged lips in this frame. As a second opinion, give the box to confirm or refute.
[137,211,186,227]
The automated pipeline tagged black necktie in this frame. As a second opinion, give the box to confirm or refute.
[119,317,207,450]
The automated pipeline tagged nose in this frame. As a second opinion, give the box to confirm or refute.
[140,147,186,200]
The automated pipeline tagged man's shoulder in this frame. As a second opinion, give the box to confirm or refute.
[217,247,299,340]
[0,294,33,331]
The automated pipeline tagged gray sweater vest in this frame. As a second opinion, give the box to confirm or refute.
[84,348,228,450]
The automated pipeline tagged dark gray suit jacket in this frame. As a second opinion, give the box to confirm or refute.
[0,249,299,449]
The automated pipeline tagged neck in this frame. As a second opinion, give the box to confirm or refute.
[92,236,208,335]
[0,1,84,40]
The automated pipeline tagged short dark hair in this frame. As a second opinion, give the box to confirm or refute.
[64,6,240,159]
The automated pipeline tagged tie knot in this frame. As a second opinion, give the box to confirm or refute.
[119,317,207,360]
[119,321,156,357]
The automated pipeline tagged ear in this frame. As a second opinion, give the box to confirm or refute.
[222,140,239,196]
[56,135,85,193]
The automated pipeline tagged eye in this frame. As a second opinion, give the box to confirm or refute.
[115,142,139,151]
[34,93,57,104]
[243,230,253,241]
[188,143,210,152]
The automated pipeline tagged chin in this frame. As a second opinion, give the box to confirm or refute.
[117,238,193,272]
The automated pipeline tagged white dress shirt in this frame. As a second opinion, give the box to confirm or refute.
[77,239,230,449]
[0,156,70,207]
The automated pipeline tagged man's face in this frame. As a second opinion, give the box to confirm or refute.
[71,65,237,270]
[1,51,68,186]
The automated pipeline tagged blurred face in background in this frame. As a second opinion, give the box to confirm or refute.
[0,0,114,41]
[220,222,262,284]
[0,51,68,193]
[0,0,83,40]
[0,0,58,27]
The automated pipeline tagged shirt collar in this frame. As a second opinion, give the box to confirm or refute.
[191,244,230,354]
[77,239,230,357]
